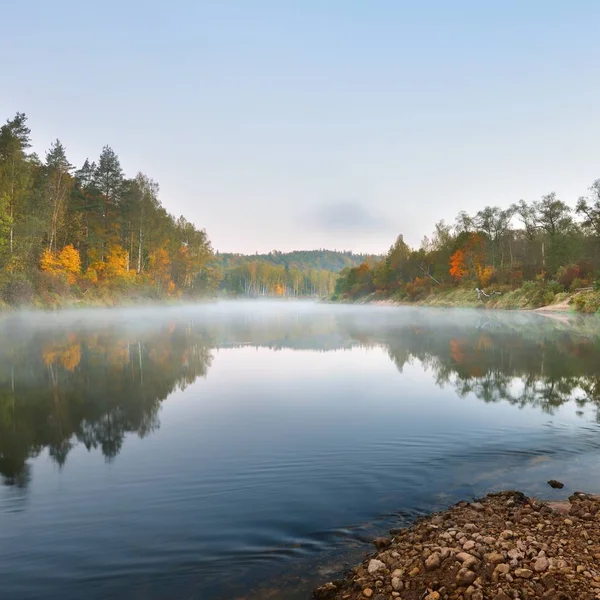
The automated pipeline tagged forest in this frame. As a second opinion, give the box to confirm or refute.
[334,186,600,312]
[0,113,353,307]
[215,250,371,297]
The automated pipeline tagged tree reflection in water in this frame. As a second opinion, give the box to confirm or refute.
[1,307,600,488]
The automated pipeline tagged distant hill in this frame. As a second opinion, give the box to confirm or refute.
[215,250,379,273]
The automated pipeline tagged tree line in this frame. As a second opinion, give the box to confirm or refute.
[0,112,353,306]
[0,112,221,305]
[334,185,600,307]
[214,250,373,298]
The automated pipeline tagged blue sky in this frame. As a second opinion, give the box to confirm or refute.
[2,1,600,253]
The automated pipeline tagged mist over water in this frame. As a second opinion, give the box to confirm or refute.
[1,301,600,599]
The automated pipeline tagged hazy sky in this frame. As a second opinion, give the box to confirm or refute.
[2,1,600,254]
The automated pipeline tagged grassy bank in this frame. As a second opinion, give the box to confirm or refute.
[350,284,600,313]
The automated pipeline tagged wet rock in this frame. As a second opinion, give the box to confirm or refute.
[313,582,338,599]
[367,559,385,574]
[548,480,565,489]
[373,536,391,550]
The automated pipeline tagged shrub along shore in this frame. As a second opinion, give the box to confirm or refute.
[344,284,600,314]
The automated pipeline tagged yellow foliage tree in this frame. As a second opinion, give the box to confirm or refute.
[40,244,81,284]
[104,245,131,281]
[476,265,496,287]
[58,245,81,284]
[149,247,175,294]
[40,248,59,274]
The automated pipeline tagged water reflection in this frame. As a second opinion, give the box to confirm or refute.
[1,305,599,488]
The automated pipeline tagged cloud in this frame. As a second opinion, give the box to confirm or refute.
[302,200,393,233]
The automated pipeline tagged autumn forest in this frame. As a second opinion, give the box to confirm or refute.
[3,111,600,312]
[334,182,600,312]
[0,112,369,308]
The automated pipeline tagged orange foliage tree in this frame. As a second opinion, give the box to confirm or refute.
[40,244,81,284]
[449,249,467,280]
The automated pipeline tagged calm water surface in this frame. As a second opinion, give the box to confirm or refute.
[2,302,600,599]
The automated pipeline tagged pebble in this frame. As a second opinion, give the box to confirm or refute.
[391,577,403,591]
[367,559,385,574]
[515,568,533,579]
[486,551,505,564]
[373,537,391,550]
[456,567,477,585]
[425,552,441,571]
[313,490,600,600]
[456,552,479,570]
[534,556,550,572]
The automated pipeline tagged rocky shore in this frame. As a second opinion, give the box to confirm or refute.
[313,490,600,600]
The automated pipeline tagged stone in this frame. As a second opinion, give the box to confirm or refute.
[493,593,511,600]
[534,556,550,572]
[463,540,476,551]
[456,568,477,586]
[391,577,403,592]
[425,593,441,600]
[362,589,373,598]
[515,568,533,579]
[541,573,557,590]
[314,582,338,599]
[373,537,391,550]
[456,552,480,570]
[391,569,403,578]
[367,559,385,574]
[564,518,573,526]
[500,530,514,539]
[485,551,505,565]
[548,480,565,489]
[425,552,441,571]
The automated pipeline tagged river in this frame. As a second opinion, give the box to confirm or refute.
[1,301,600,599]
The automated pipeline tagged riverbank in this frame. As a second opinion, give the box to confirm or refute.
[344,287,600,314]
[314,490,600,600]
